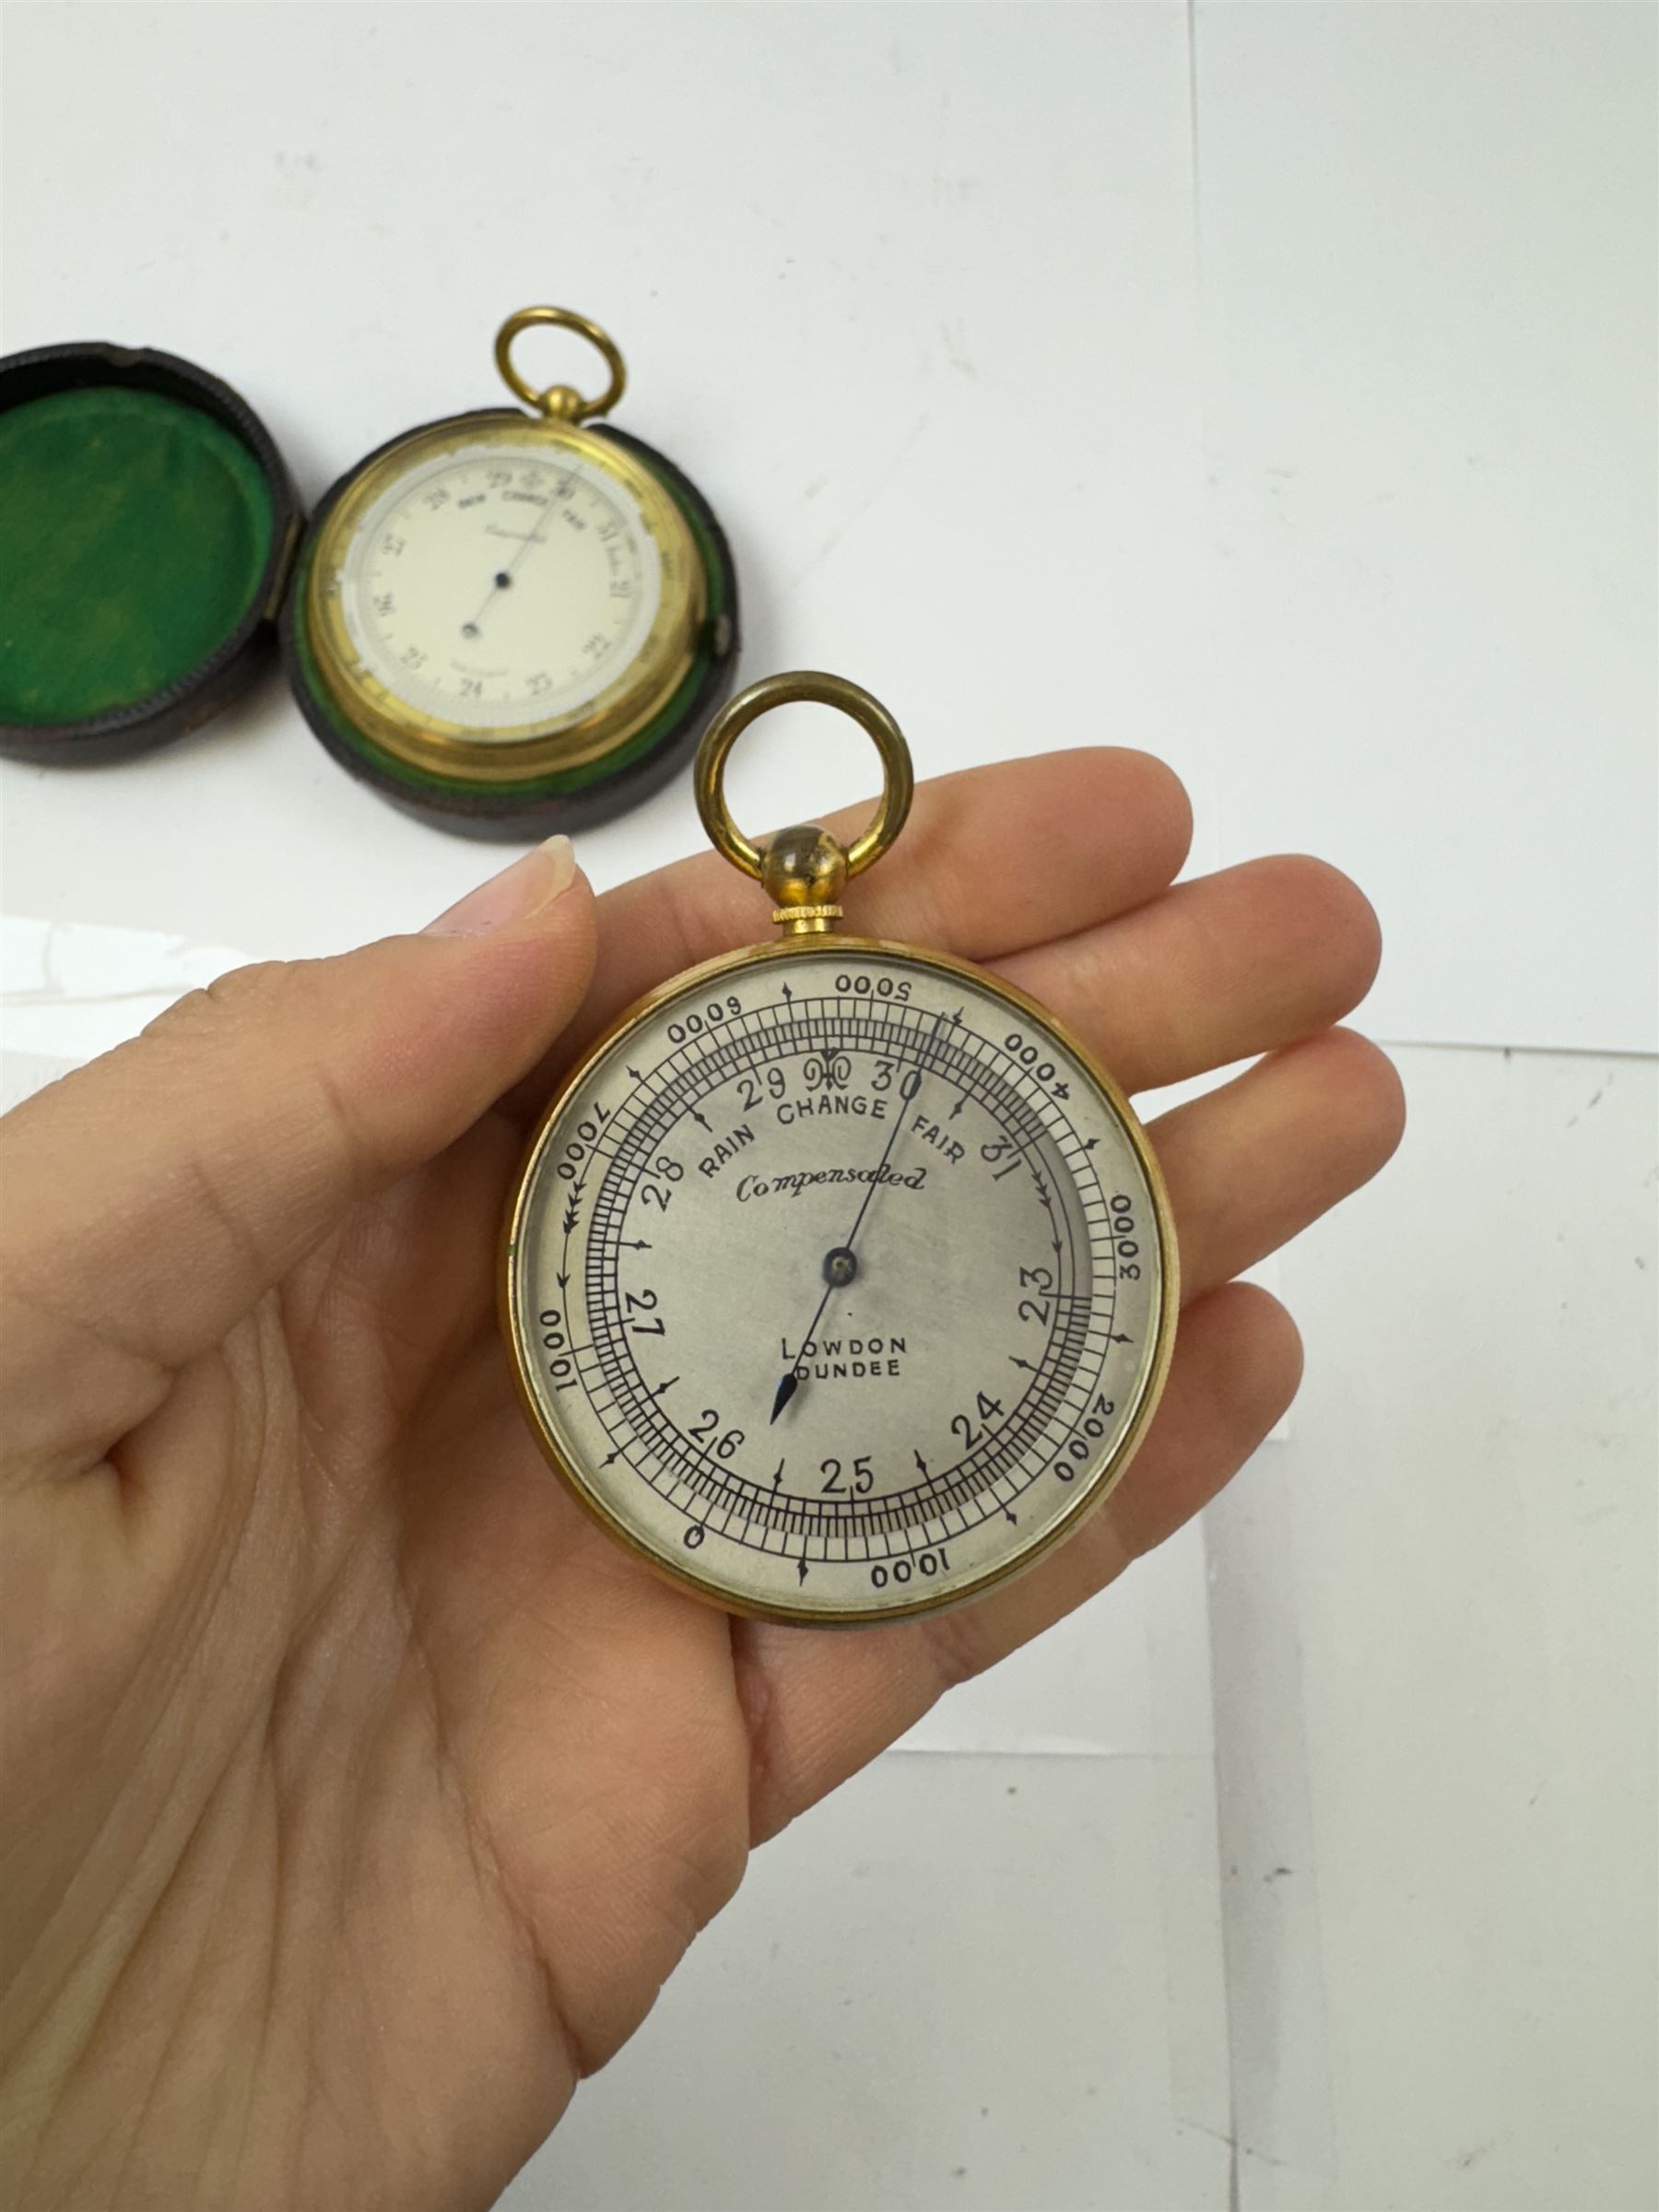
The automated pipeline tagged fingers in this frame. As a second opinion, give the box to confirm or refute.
[511,749,1192,1108]
[920,1285,1304,1659]
[995,854,1383,1096]
[730,1022,1402,1841]
[0,841,597,1483]
[735,1282,1300,1843]
[1154,1029,1406,1303]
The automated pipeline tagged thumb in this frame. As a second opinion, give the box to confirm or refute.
[0,835,595,1479]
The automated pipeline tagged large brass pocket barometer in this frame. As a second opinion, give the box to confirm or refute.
[502,676,1178,1623]
[284,307,738,836]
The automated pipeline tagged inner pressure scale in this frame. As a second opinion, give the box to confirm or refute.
[503,676,1178,1622]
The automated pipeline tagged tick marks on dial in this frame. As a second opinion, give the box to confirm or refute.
[542,979,1156,1580]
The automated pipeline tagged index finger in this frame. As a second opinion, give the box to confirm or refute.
[518,747,1191,1107]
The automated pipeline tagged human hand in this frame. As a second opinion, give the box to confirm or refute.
[0,750,1401,2210]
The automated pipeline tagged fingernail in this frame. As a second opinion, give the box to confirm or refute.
[423,835,577,936]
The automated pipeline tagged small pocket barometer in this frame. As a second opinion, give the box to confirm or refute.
[285,306,738,835]
[503,676,1178,1622]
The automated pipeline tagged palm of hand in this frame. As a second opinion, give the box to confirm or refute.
[112,1108,755,2208]
[0,752,1401,2212]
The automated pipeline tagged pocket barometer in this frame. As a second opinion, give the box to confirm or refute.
[284,306,738,836]
[502,676,1178,1622]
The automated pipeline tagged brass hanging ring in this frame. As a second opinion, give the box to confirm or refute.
[694,672,915,885]
[494,305,628,424]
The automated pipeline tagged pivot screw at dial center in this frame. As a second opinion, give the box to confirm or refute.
[822,1246,858,1288]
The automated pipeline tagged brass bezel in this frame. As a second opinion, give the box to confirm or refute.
[500,935,1181,1629]
[306,410,706,784]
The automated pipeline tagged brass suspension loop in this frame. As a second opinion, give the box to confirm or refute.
[494,305,628,424]
[694,672,914,935]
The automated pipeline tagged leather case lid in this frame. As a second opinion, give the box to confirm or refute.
[0,342,300,765]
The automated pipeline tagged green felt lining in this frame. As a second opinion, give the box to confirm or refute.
[0,384,275,725]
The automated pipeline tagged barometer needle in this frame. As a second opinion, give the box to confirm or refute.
[459,477,568,637]
[769,1012,946,1423]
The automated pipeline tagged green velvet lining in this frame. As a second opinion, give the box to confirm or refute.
[0,385,275,725]
[291,468,730,799]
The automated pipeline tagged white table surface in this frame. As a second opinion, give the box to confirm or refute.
[3,6,1653,2210]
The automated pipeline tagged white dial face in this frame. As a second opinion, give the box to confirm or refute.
[507,947,1171,1621]
[338,439,663,735]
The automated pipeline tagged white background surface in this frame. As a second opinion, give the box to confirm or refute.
[2,6,1655,2211]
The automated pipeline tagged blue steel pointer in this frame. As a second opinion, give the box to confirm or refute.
[769,1013,944,1424]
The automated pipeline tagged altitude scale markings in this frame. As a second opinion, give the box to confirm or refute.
[511,947,1164,1612]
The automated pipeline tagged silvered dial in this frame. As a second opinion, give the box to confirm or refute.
[507,945,1173,1622]
[336,438,663,734]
